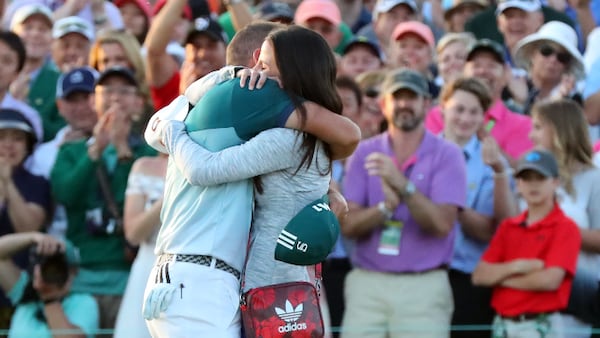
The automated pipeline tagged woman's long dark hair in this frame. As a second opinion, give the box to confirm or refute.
[268,25,343,173]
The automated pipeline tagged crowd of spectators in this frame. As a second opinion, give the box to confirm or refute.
[0,0,598,336]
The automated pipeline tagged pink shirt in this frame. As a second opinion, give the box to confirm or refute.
[594,141,600,153]
[425,99,533,161]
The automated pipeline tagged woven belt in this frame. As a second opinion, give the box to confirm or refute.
[501,312,553,322]
[158,254,241,280]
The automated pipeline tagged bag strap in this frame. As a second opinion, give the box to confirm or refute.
[96,164,121,220]
[312,263,322,297]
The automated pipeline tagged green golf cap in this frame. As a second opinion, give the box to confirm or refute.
[381,68,430,97]
[274,197,340,266]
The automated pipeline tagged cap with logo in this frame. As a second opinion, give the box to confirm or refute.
[372,0,417,21]
[466,38,505,64]
[10,4,53,30]
[255,2,295,23]
[496,0,542,15]
[391,20,435,48]
[515,150,559,178]
[52,16,95,41]
[56,67,99,99]
[186,17,229,45]
[294,0,342,26]
[274,197,340,266]
[381,68,430,97]
[343,35,384,61]
[96,67,138,87]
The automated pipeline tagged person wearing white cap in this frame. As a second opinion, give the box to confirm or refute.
[9,4,54,87]
[0,107,52,331]
[356,0,418,58]
[10,4,63,143]
[495,0,544,65]
[52,0,125,32]
[513,21,585,115]
[51,16,95,73]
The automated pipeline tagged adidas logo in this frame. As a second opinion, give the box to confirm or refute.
[276,300,302,322]
[277,230,308,252]
[275,300,308,333]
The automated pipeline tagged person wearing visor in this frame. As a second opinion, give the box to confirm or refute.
[0,108,52,329]
[0,108,51,238]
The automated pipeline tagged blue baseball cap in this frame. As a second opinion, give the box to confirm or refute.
[56,67,98,99]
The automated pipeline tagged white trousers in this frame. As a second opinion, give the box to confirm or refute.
[144,259,241,338]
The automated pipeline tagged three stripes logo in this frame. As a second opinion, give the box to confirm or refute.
[275,300,308,333]
[277,230,308,252]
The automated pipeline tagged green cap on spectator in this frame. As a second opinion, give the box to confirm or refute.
[381,68,430,97]
[274,197,340,266]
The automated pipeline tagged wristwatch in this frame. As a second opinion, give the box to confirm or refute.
[377,202,394,220]
[399,181,416,199]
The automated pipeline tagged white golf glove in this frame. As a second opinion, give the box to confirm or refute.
[142,283,177,320]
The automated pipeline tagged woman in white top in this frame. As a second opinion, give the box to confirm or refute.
[113,154,167,338]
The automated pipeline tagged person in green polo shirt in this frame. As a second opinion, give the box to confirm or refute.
[9,4,63,142]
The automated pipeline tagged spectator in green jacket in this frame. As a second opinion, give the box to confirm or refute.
[50,66,155,335]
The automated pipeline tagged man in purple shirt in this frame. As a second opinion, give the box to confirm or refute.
[341,69,467,338]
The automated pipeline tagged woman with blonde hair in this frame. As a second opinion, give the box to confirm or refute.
[528,99,600,337]
[435,32,476,87]
[89,29,153,132]
[355,69,386,138]
[89,29,146,82]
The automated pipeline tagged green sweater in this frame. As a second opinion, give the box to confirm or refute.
[28,61,63,142]
[50,138,156,272]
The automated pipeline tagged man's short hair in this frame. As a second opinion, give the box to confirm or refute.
[225,21,285,66]
[440,77,492,112]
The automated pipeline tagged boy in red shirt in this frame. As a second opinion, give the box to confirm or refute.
[472,150,581,337]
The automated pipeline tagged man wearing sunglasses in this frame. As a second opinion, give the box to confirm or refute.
[513,21,585,115]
